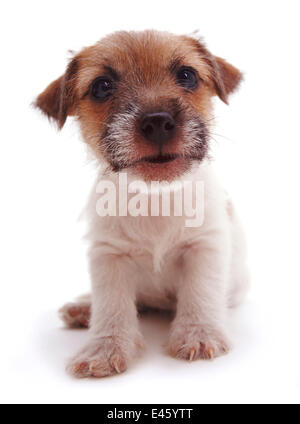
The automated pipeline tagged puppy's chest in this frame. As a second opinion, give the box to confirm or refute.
[119,214,189,272]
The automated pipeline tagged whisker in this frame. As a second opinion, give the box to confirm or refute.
[209,132,234,142]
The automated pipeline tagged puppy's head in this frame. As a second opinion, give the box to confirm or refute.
[36,30,242,181]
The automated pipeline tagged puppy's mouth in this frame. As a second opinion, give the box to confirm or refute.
[141,154,179,164]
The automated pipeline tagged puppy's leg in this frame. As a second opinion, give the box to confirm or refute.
[167,234,231,361]
[227,211,250,308]
[68,249,143,378]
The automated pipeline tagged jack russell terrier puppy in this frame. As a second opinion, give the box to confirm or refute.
[36,30,249,378]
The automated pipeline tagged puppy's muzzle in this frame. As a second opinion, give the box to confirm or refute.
[140,111,175,147]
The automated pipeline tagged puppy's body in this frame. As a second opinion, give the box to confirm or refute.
[36,30,249,377]
[61,162,249,376]
[87,163,247,311]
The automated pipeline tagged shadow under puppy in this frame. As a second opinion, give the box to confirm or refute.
[36,30,249,378]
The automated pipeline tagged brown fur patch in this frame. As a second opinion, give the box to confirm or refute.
[181,36,243,104]
[35,57,79,128]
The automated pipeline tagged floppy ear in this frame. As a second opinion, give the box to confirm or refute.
[35,57,78,129]
[187,36,243,104]
[211,56,243,104]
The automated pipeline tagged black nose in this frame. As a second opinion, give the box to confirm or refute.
[140,112,175,146]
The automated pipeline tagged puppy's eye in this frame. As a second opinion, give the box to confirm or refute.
[176,67,198,90]
[90,76,114,102]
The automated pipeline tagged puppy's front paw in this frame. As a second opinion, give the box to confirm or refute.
[67,335,143,378]
[167,323,230,361]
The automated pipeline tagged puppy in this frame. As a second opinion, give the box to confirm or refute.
[36,30,249,378]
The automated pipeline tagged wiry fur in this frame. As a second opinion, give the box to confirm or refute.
[36,30,248,378]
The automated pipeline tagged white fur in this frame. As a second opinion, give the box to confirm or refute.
[67,160,249,377]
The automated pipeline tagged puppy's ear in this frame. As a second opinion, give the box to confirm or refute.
[186,36,243,104]
[211,56,243,104]
[35,57,78,129]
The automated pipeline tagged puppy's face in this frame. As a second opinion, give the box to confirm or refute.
[36,31,242,181]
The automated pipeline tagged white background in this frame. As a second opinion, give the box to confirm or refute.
[1,0,300,404]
